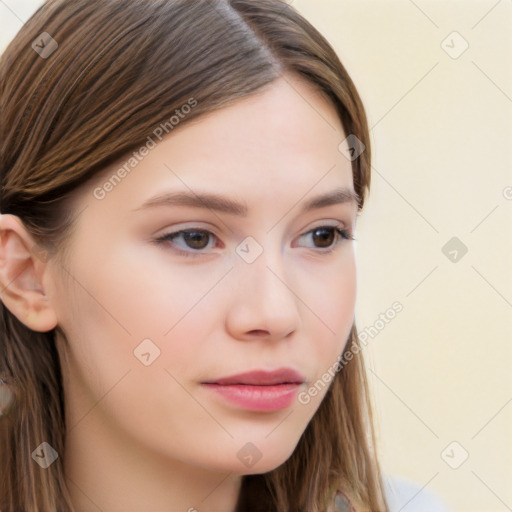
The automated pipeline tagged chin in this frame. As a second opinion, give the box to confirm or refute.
[229,436,301,476]
[183,438,297,476]
[236,456,291,476]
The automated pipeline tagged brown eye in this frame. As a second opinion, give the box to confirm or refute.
[181,230,211,249]
[155,229,217,255]
[298,226,352,251]
[311,227,336,248]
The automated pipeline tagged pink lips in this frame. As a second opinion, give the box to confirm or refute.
[202,368,305,412]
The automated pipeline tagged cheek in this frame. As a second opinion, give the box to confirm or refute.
[293,256,356,413]
[76,250,232,381]
[329,257,357,321]
[54,250,224,449]
[302,253,356,366]
[305,251,356,329]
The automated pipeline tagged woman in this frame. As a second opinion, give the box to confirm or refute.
[0,0,389,510]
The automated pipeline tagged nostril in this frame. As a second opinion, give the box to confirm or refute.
[248,329,269,336]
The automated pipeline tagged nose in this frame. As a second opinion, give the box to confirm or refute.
[225,245,301,343]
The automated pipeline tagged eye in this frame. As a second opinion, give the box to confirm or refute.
[295,225,354,253]
[155,229,218,257]
[154,225,354,258]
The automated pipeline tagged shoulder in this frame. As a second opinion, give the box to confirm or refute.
[383,474,450,512]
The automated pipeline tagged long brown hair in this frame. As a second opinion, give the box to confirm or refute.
[0,1,388,510]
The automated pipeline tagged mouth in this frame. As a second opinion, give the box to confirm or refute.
[201,368,306,412]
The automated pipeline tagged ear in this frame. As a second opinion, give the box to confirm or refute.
[0,213,58,332]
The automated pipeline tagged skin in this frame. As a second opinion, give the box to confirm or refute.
[0,73,358,512]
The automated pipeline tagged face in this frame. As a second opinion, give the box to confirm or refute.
[46,73,358,475]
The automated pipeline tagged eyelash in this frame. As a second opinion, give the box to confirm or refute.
[154,225,355,258]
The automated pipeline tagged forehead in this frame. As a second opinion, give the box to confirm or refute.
[179,74,346,158]
[77,74,354,218]
[139,75,351,187]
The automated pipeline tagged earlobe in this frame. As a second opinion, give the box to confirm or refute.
[0,214,58,332]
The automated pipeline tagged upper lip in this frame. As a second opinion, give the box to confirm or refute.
[204,368,306,386]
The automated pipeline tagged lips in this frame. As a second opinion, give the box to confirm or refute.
[202,368,306,412]
[206,368,306,386]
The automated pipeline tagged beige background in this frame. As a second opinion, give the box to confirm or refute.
[1,1,511,511]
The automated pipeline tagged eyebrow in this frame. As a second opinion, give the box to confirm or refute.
[132,187,360,216]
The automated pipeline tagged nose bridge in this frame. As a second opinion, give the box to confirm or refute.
[235,232,287,294]
[227,232,300,337]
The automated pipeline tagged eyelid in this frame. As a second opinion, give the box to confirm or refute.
[154,218,352,238]
[294,224,355,250]
[299,219,355,241]
[154,220,354,258]
[160,227,221,253]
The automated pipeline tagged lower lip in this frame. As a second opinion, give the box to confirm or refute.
[202,383,301,412]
